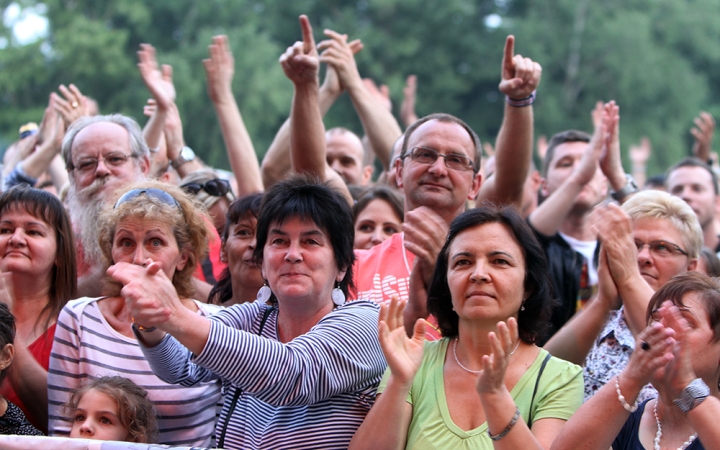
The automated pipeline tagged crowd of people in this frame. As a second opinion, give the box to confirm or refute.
[1,12,720,450]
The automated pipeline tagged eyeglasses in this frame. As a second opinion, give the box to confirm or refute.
[181,178,231,197]
[114,188,180,209]
[634,240,688,258]
[403,147,475,172]
[69,152,136,175]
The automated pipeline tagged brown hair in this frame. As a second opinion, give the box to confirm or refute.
[646,271,720,342]
[65,376,158,443]
[98,180,211,298]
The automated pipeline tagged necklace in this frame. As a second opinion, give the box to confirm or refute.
[452,338,520,374]
[653,401,698,450]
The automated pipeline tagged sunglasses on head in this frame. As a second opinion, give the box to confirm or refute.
[181,178,231,197]
[114,188,180,209]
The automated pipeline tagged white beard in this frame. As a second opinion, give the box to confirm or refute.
[67,176,111,268]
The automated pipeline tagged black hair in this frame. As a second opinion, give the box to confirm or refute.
[427,205,555,343]
[209,193,264,305]
[0,303,14,384]
[252,175,355,300]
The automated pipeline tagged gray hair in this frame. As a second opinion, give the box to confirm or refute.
[61,114,150,170]
[622,190,703,259]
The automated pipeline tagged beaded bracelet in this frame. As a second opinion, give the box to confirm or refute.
[614,375,638,412]
[505,90,536,107]
[488,407,521,441]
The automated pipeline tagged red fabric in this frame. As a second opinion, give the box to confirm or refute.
[193,222,226,283]
[2,323,56,417]
[352,234,441,341]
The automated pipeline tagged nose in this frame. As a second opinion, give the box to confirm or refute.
[131,247,149,266]
[637,244,653,265]
[284,241,302,263]
[249,238,257,250]
[79,418,94,436]
[371,229,384,245]
[469,261,488,283]
[427,155,448,176]
[95,157,111,177]
[8,228,26,246]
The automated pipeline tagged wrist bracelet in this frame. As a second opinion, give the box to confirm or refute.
[505,90,536,107]
[488,406,521,441]
[615,375,639,412]
[131,318,157,333]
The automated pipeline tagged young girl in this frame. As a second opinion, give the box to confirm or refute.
[0,302,42,436]
[67,376,157,443]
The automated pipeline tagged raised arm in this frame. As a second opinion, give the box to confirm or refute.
[350,297,424,450]
[318,30,402,170]
[478,35,541,207]
[691,111,715,163]
[280,15,351,202]
[15,97,65,179]
[400,75,419,129]
[204,35,263,195]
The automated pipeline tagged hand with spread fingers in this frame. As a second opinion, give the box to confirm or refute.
[691,111,715,162]
[51,84,89,129]
[137,43,176,111]
[378,296,426,385]
[203,35,235,105]
[475,319,520,395]
[317,29,363,92]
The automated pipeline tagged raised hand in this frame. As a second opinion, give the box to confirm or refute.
[378,295,426,385]
[653,302,698,398]
[570,107,606,187]
[498,35,542,100]
[589,203,636,286]
[596,248,621,311]
[137,43,176,110]
[476,318,519,394]
[51,84,89,129]
[400,75,418,128]
[691,111,715,162]
[203,35,235,104]
[629,137,651,166]
[599,101,627,190]
[279,15,319,85]
[403,206,449,288]
[623,317,675,389]
[317,29,362,91]
[363,78,391,112]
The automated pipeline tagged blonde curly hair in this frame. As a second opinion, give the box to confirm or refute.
[97,180,211,298]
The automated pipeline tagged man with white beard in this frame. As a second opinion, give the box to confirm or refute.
[62,114,150,296]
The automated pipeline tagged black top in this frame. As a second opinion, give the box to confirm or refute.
[0,400,43,436]
[613,399,703,450]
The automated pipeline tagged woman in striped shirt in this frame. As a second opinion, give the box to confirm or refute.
[111,176,386,449]
[48,180,222,446]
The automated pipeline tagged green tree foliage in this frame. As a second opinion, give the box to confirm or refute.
[1,0,719,175]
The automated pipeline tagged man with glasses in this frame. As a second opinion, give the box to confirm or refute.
[62,114,151,296]
[352,37,542,338]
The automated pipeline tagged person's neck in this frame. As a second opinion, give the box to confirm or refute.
[703,221,719,250]
[276,300,334,343]
[558,209,595,241]
[231,279,262,306]
[455,321,501,369]
[11,275,52,339]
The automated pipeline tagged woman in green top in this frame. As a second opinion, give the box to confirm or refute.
[351,206,583,449]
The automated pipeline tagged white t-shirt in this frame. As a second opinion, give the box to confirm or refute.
[558,232,599,287]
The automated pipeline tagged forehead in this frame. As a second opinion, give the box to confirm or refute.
[326,131,364,160]
[449,222,524,259]
[269,215,325,234]
[407,120,475,158]
[72,122,130,158]
[667,166,715,190]
[116,215,174,235]
[632,217,684,242]
[549,141,588,165]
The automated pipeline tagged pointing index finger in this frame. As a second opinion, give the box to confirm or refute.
[503,35,515,69]
[299,15,315,54]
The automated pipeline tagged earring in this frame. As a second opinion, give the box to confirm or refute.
[331,283,345,306]
[520,303,526,312]
[220,253,227,263]
[257,282,272,303]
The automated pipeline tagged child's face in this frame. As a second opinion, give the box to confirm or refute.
[70,389,131,442]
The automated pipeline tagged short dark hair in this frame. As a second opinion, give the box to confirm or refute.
[541,130,591,178]
[666,157,719,195]
[0,303,15,384]
[252,175,355,300]
[427,205,555,343]
[209,193,264,305]
[0,186,77,331]
[646,271,720,342]
[352,186,404,224]
[401,113,481,174]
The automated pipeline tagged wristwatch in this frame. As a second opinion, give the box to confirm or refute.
[171,146,196,169]
[610,174,639,202]
[673,378,710,414]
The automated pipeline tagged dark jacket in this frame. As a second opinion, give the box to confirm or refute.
[528,221,583,345]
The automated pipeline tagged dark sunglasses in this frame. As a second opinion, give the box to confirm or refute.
[114,188,180,209]
[181,178,231,197]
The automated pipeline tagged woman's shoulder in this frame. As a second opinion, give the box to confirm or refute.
[59,296,104,320]
[540,349,583,376]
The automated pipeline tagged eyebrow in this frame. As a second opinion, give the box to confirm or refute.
[0,220,48,228]
[450,250,516,260]
[268,229,325,238]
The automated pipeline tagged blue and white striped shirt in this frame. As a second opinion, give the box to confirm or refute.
[141,300,386,450]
